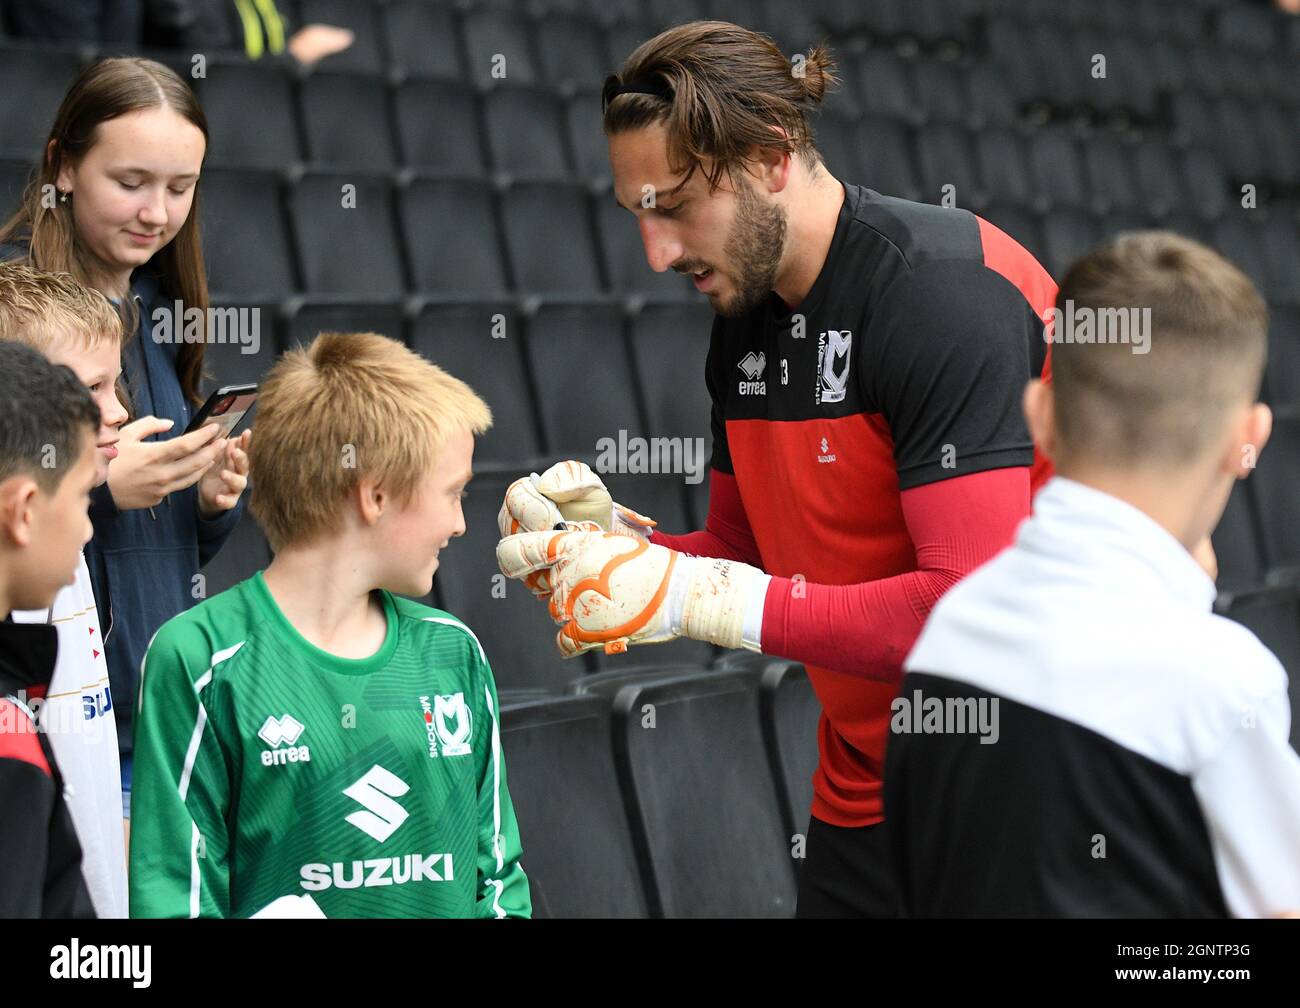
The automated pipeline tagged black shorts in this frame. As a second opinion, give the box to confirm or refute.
[795,815,900,918]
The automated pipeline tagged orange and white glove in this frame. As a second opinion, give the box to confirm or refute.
[496,528,770,658]
[497,460,656,597]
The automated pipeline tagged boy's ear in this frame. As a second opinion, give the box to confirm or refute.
[0,476,40,549]
[356,477,386,526]
[1229,401,1273,479]
[1023,379,1056,463]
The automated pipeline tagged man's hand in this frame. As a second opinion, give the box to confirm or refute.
[106,417,226,510]
[497,460,656,597]
[198,429,252,519]
[496,528,768,658]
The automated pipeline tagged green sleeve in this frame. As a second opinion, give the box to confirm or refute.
[474,661,531,919]
[129,620,236,918]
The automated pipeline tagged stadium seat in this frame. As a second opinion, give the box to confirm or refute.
[536,16,610,92]
[1219,584,1300,752]
[976,130,1034,208]
[523,300,641,454]
[1212,480,1265,597]
[383,1,464,80]
[200,169,297,300]
[0,157,34,213]
[296,0,385,74]
[483,87,572,182]
[916,122,982,208]
[199,60,302,171]
[912,59,967,125]
[1251,416,1300,577]
[966,62,1021,128]
[579,666,798,916]
[393,81,485,176]
[1181,147,1230,222]
[1266,305,1300,411]
[1083,136,1143,216]
[409,302,542,464]
[202,301,281,391]
[500,182,604,295]
[288,172,407,297]
[595,197,694,301]
[1217,4,1282,56]
[853,49,918,125]
[0,44,81,159]
[1212,215,1270,298]
[499,694,651,917]
[566,91,610,187]
[627,301,714,445]
[1041,208,1097,280]
[401,177,508,296]
[854,115,920,202]
[1262,217,1300,305]
[434,468,596,693]
[1028,126,1088,211]
[201,509,271,597]
[756,659,822,841]
[813,112,859,182]
[1132,138,1188,219]
[299,72,397,172]
[462,9,539,89]
[283,300,406,350]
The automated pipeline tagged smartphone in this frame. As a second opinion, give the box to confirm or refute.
[184,383,258,437]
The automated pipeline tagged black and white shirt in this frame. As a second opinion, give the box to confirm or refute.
[886,477,1300,917]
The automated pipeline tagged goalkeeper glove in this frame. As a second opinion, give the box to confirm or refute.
[497,460,656,597]
[496,528,770,658]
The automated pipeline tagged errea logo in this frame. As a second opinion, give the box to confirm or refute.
[737,351,766,395]
[259,713,311,767]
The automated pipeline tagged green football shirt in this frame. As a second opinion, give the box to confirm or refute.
[129,572,531,919]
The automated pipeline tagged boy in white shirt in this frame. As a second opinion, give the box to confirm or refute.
[887,231,1300,917]
[1,262,129,917]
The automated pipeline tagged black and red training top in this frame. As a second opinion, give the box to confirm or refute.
[653,183,1058,827]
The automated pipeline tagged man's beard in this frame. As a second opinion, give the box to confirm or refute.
[713,179,787,319]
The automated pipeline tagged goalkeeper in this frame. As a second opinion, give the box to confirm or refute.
[495,21,1064,920]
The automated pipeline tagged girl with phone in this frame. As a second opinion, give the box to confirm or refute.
[0,57,252,824]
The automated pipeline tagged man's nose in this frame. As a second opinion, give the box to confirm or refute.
[639,216,684,273]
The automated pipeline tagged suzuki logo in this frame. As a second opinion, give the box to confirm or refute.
[342,765,410,843]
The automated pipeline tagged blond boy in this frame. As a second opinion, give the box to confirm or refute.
[129,332,530,918]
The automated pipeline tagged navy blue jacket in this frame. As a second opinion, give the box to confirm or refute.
[0,244,244,760]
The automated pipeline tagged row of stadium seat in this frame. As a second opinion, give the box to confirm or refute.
[500,656,820,917]
[4,161,1289,306]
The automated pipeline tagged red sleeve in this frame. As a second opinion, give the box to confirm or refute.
[760,467,1031,682]
[649,468,763,567]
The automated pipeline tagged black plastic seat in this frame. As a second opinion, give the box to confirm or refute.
[296,0,384,73]
[300,72,396,171]
[500,182,603,295]
[580,666,798,916]
[1041,208,1097,281]
[499,693,650,917]
[462,9,539,88]
[916,122,981,208]
[0,45,81,159]
[283,300,406,350]
[566,91,609,186]
[394,80,485,176]
[1028,126,1088,211]
[854,115,920,201]
[383,1,463,80]
[1251,416,1300,576]
[976,130,1033,208]
[854,49,917,124]
[409,301,541,464]
[483,87,571,182]
[198,60,302,170]
[1266,305,1300,410]
[1212,480,1265,597]
[200,168,296,300]
[524,301,640,454]
[288,172,406,297]
[1218,584,1300,751]
[536,15,610,92]
[757,659,822,840]
[201,300,280,391]
[201,509,272,597]
[1084,136,1143,216]
[401,177,508,296]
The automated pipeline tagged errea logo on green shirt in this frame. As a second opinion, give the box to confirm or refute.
[258,713,312,767]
